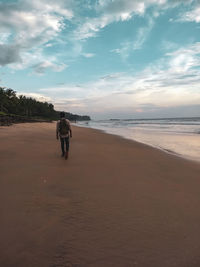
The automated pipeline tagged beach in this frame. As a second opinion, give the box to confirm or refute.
[1,122,200,267]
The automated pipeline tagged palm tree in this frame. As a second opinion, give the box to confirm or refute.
[0,87,8,113]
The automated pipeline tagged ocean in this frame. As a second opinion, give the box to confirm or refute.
[76,117,200,162]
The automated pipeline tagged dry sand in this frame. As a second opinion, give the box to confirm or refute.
[1,122,200,267]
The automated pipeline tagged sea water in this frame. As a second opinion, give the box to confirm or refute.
[76,117,200,162]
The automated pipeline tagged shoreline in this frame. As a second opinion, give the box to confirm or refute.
[74,123,200,164]
[1,122,200,267]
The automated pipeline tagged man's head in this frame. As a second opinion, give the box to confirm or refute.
[60,112,65,118]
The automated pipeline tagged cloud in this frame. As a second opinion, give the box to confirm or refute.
[161,40,179,51]
[7,47,67,73]
[73,16,111,40]
[111,41,132,61]
[1,0,200,120]
[82,53,95,58]
[111,16,154,61]
[100,73,123,80]
[17,92,52,102]
[0,33,12,44]
[170,1,200,24]
[73,0,198,43]
[74,0,166,40]
[0,44,21,66]
[0,0,195,70]
[37,41,200,118]
[179,4,200,23]
[0,0,197,70]
[97,0,163,16]
[0,0,73,68]
[166,42,200,72]
[39,84,89,99]
[0,0,73,43]
[133,16,154,50]
[33,61,67,75]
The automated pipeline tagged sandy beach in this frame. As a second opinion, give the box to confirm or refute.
[1,122,200,267]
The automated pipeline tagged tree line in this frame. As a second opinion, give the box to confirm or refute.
[0,87,90,121]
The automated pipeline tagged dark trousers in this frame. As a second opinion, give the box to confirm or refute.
[60,137,69,154]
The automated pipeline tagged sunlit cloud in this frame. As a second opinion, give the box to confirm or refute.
[16,92,52,102]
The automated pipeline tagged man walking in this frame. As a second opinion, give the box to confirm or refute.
[56,112,72,159]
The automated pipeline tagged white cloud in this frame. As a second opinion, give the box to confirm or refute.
[161,40,179,51]
[174,1,200,23]
[74,0,166,40]
[17,92,52,102]
[33,61,67,75]
[133,16,154,50]
[82,53,95,58]
[0,0,73,68]
[111,41,132,61]
[169,54,196,73]
[39,84,89,99]
[0,0,197,70]
[73,16,111,40]
[166,42,200,73]
[111,16,154,61]
[180,6,200,23]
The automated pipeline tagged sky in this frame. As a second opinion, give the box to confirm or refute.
[0,0,200,119]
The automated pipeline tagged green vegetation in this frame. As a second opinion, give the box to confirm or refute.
[0,87,90,123]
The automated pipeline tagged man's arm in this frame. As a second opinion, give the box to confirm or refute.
[56,121,59,139]
[67,120,72,138]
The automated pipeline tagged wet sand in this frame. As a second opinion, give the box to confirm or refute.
[1,122,200,267]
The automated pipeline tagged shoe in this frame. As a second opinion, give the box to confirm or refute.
[65,151,68,160]
[61,152,65,157]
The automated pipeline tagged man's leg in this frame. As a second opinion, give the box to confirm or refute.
[60,137,65,156]
[64,137,69,159]
[65,137,69,151]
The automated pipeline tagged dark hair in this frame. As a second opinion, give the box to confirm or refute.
[60,112,65,118]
